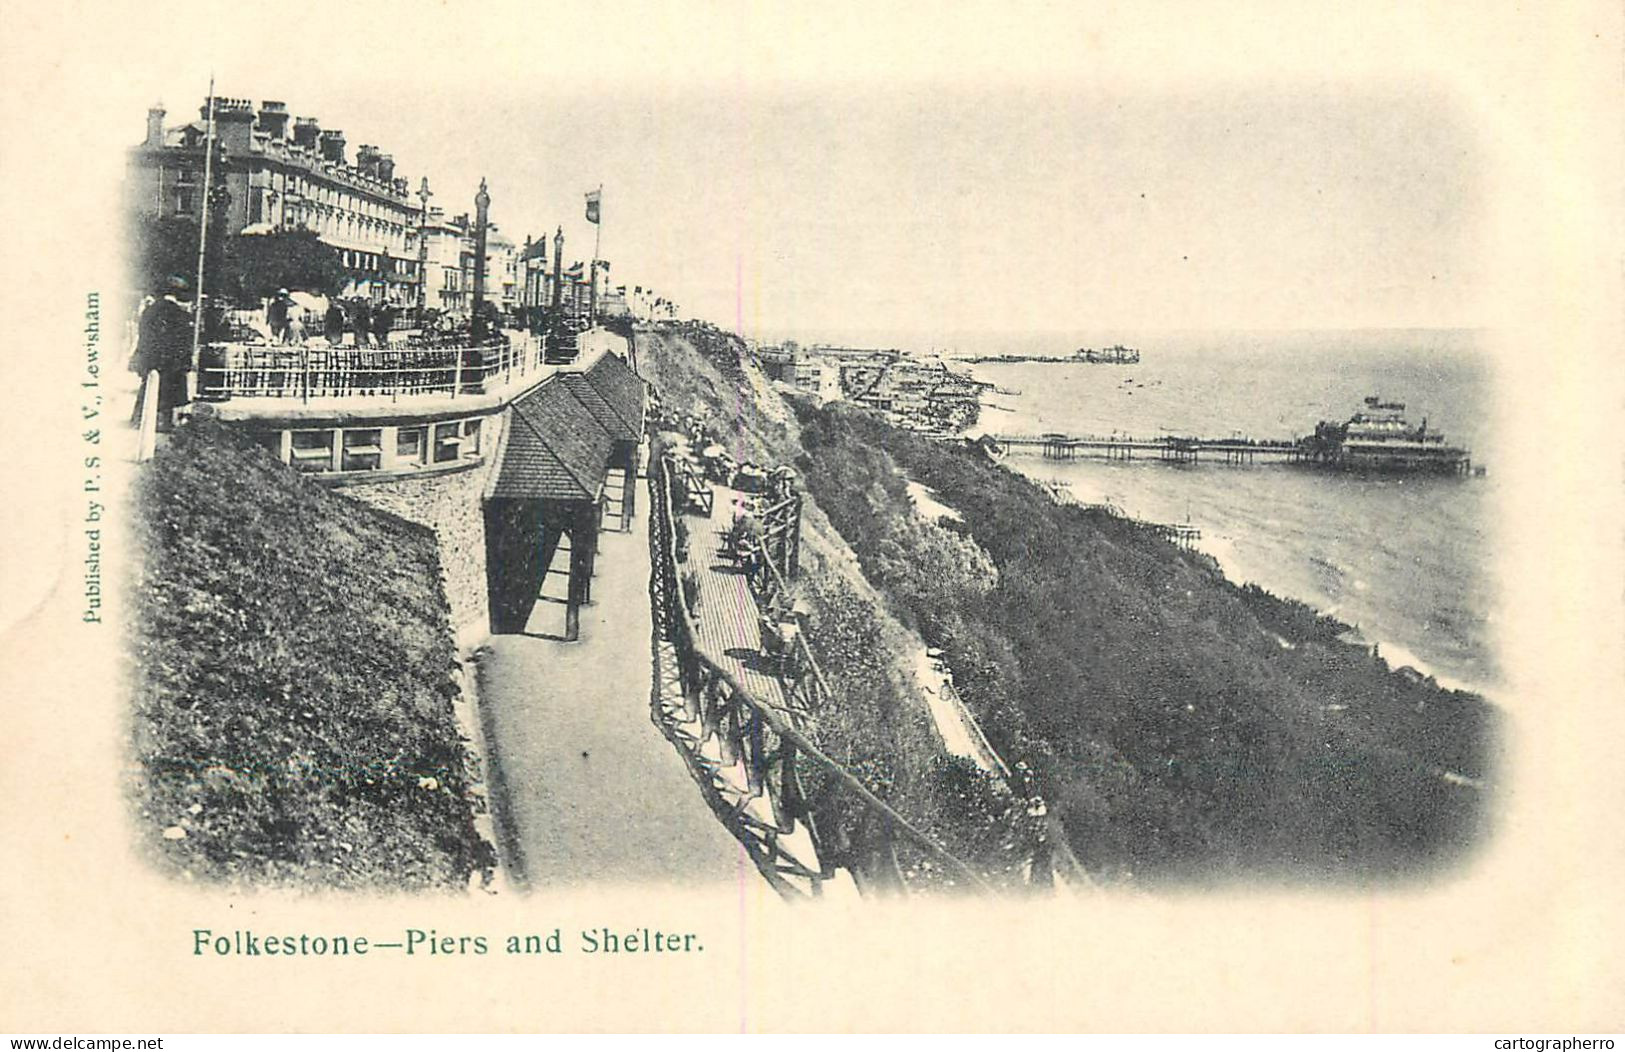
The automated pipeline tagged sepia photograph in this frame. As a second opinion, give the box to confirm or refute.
[2,0,1621,1036]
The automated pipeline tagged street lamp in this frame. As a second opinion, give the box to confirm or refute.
[416,176,432,314]
[471,178,490,341]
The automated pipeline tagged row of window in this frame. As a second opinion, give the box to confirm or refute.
[277,170,406,222]
[339,250,417,275]
[257,418,485,475]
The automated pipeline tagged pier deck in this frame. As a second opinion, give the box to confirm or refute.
[992,433,1307,465]
[991,431,1473,474]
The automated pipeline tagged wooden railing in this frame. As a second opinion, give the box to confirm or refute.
[649,454,993,897]
[193,335,547,402]
[737,529,832,718]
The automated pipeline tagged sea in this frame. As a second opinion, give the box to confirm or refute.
[782,328,1501,696]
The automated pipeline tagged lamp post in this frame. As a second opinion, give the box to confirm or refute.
[416,176,432,314]
[471,178,490,341]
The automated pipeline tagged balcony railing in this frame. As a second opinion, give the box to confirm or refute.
[194,335,548,403]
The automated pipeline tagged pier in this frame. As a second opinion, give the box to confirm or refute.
[992,431,1474,474]
[997,432,1308,465]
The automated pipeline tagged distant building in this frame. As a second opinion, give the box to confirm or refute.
[419,207,470,313]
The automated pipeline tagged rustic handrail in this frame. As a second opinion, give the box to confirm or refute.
[651,453,993,895]
[741,533,833,715]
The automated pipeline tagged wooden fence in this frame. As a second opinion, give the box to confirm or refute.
[649,454,993,897]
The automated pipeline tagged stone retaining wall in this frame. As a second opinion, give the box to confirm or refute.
[346,415,506,649]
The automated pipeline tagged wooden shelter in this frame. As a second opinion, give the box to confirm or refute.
[484,377,614,640]
[556,351,646,530]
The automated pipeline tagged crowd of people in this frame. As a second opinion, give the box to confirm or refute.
[265,289,401,349]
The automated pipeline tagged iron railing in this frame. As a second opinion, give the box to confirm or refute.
[193,335,547,403]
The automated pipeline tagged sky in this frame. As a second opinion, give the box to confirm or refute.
[47,3,1503,343]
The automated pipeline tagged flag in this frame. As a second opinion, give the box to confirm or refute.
[585,189,601,225]
[565,261,584,277]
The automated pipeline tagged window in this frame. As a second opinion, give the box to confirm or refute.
[341,428,382,472]
[396,426,425,466]
[289,429,335,472]
[461,419,482,457]
[433,422,461,464]
[175,188,195,216]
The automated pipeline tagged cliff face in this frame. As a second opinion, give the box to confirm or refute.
[639,322,1498,887]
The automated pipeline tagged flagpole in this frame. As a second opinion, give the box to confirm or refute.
[190,76,217,368]
[590,183,602,325]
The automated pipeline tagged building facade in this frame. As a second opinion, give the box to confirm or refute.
[127,97,423,305]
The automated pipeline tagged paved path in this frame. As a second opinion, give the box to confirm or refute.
[476,482,754,890]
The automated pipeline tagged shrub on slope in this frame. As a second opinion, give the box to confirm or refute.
[791,400,1498,884]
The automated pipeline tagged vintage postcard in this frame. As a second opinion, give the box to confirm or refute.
[1,0,1621,1035]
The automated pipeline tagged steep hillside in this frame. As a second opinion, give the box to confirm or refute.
[639,323,1034,886]
[794,403,1499,884]
[127,421,492,889]
[639,322,1498,887]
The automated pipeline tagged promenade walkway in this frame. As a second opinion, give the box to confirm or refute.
[475,473,754,890]
[687,486,790,710]
[649,475,851,898]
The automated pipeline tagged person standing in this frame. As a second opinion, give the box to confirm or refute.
[267,288,292,343]
[323,300,346,345]
[129,276,194,430]
[350,297,373,348]
[371,300,394,348]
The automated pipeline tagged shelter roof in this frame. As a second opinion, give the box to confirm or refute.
[581,350,646,436]
[489,378,614,502]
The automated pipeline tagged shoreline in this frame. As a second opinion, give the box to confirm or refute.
[1001,454,1498,703]
[953,348,1499,703]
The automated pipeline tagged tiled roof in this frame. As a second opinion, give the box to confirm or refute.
[489,378,614,502]
[583,351,647,436]
[556,373,640,443]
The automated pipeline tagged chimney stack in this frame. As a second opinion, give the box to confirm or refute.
[317,129,347,164]
[145,104,165,147]
[257,100,290,140]
[356,144,381,179]
[378,153,395,182]
[201,96,256,150]
[292,118,320,149]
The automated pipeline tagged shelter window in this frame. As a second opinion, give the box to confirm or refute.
[289,429,335,473]
[433,422,461,463]
[461,419,482,457]
[342,428,383,472]
[396,426,426,466]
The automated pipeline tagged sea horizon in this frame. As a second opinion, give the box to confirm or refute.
[745,324,1490,359]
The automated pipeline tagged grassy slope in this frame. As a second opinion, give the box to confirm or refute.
[127,421,491,889]
[792,402,1500,885]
